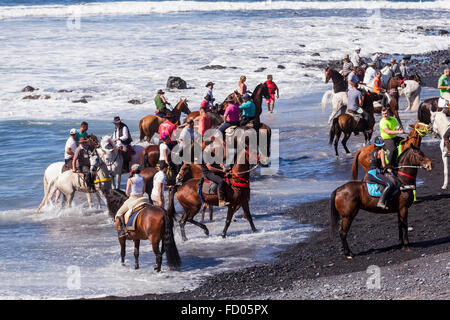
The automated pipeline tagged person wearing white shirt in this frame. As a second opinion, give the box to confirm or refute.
[351,48,361,67]
[151,163,168,208]
[63,128,78,172]
[363,62,377,88]
[205,81,215,107]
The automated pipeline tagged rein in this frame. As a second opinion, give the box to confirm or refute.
[227,150,260,188]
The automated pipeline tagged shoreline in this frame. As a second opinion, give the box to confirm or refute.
[100,142,450,300]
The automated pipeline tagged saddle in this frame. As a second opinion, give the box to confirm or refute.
[366,182,414,198]
[201,179,219,195]
[225,125,239,136]
[125,204,148,231]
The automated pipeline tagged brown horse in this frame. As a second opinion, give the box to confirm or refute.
[104,189,181,272]
[351,121,430,180]
[142,145,160,167]
[169,148,258,241]
[417,97,447,124]
[329,90,376,156]
[330,146,432,258]
[325,67,347,93]
[139,98,191,142]
[385,77,404,128]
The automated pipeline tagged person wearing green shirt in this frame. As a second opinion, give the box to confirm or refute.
[379,107,404,167]
[75,121,89,144]
[154,89,171,117]
[438,68,450,105]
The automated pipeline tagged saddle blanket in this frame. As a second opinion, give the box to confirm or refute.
[202,180,218,195]
[125,204,147,231]
[366,183,383,197]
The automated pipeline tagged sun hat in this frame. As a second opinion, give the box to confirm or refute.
[157,89,165,94]
[113,116,121,124]
[70,128,77,135]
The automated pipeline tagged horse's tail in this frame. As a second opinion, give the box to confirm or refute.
[329,117,338,145]
[321,90,333,112]
[36,175,50,214]
[352,149,362,180]
[330,189,340,238]
[411,89,421,113]
[163,186,181,270]
[139,118,145,141]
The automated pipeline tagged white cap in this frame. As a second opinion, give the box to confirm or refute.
[355,47,361,51]
[70,128,77,135]
[131,164,141,171]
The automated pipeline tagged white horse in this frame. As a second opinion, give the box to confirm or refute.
[37,150,112,212]
[321,91,348,124]
[399,80,421,112]
[36,161,105,213]
[98,136,146,189]
[430,111,450,189]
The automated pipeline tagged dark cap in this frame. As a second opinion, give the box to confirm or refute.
[205,82,214,87]
[157,89,165,94]
[113,116,121,124]
[158,162,168,170]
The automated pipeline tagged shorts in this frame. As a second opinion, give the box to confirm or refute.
[266,93,275,103]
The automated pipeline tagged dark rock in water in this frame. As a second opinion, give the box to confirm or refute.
[403,55,411,60]
[277,65,286,69]
[438,29,449,35]
[21,86,37,92]
[81,95,92,99]
[254,67,266,73]
[72,98,88,104]
[258,56,269,59]
[311,53,320,57]
[199,65,226,70]
[23,95,50,100]
[57,89,73,93]
[417,26,424,30]
[166,76,187,89]
[298,44,306,47]
[128,99,144,105]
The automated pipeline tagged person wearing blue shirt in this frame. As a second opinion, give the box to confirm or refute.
[347,66,360,90]
[239,94,256,126]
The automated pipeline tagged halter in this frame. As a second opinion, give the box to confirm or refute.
[227,150,260,188]
[413,122,430,137]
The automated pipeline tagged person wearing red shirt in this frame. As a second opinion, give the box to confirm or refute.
[158,119,176,148]
[265,74,279,113]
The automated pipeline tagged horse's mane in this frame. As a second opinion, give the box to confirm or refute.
[105,189,128,217]
[251,83,262,100]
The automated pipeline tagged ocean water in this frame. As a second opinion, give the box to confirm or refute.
[0,0,449,299]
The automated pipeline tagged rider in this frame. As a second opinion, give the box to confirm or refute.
[347,66,361,90]
[351,47,362,67]
[367,137,396,209]
[72,137,95,192]
[379,107,404,168]
[218,99,240,135]
[363,62,377,87]
[158,118,177,148]
[239,93,256,126]
[399,60,408,79]
[75,121,89,144]
[151,162,168,208]
[115,163,148,238]
[63,128,78,172]
[205,82,215,106]
[390,58,402,78]
[347,82,367,130]
[113,116,133,172]
[265,75,279,113]
[342,54,354,77]
[154,89,172,117]
[438,68,450,107]
[201,143,230,207]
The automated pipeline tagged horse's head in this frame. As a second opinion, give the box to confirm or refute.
[325,67,331,83]
[407,146,432,172]
[409,122,430,138]
[87,134,100,149]
[100,135,115,151]
[88,149,101,173]
[176,98,191,115]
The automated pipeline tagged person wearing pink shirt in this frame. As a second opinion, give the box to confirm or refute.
[218,100,240,134]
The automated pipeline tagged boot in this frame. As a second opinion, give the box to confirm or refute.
[218,187,230,207]
[377,186,390,209]
[445,140,450,157]
[116,216,129,238]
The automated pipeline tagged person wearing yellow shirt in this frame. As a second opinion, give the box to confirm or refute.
[379,107,404,167]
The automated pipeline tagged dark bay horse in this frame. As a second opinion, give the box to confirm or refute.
[417,97,446,124]
[331,146,432,258]
[104,189,181,272]
[169,148,258,241]
[325,67,347,93]
[329,91,376,156]
[139,98,191,142]
[351,121,430,180]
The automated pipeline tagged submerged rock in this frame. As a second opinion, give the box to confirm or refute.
[21,86,37,92]
[166,76,187,89]
[199,65,227,70]
[23,95,50,100]
[128,99,144,105]
[254,67,266,73]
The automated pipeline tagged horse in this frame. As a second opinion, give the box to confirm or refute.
[45,149,112,209]
[430,111,450,189]
[104,189,181,272]
[417,97,445,124]
[351,121,430,180]
[330,146,432,258]
[169,147,259,241]
[36,135,104,213]
[325,67,347,94]
[399,79,421,112]
[139,98,191,142]
[329,90,376,157]
[321,91,348,125]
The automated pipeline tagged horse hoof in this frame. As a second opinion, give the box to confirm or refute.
[135,265,139,270]
[204,229,209,236]
[252,228,257,233]
[346,255,353,260]
[402,246,413,252]
[222,233,226,239]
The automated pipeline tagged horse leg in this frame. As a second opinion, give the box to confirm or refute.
[242,201,257,233]
[95,192,102,209]
[187,218,209,236]
[334,130,342,157]
[222,205,238,238]
[179,211,189,241]
[397,207,411,250]
[150,235,162,272]
[134,240,140,269]
[209,204,214,221]
[341,132,351,154]
[86,192,93,209]
[340,216,355,258]
[201,203,207,222]
[66,191,75,208]
[119,236,126,266]
[441,139,448,189]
